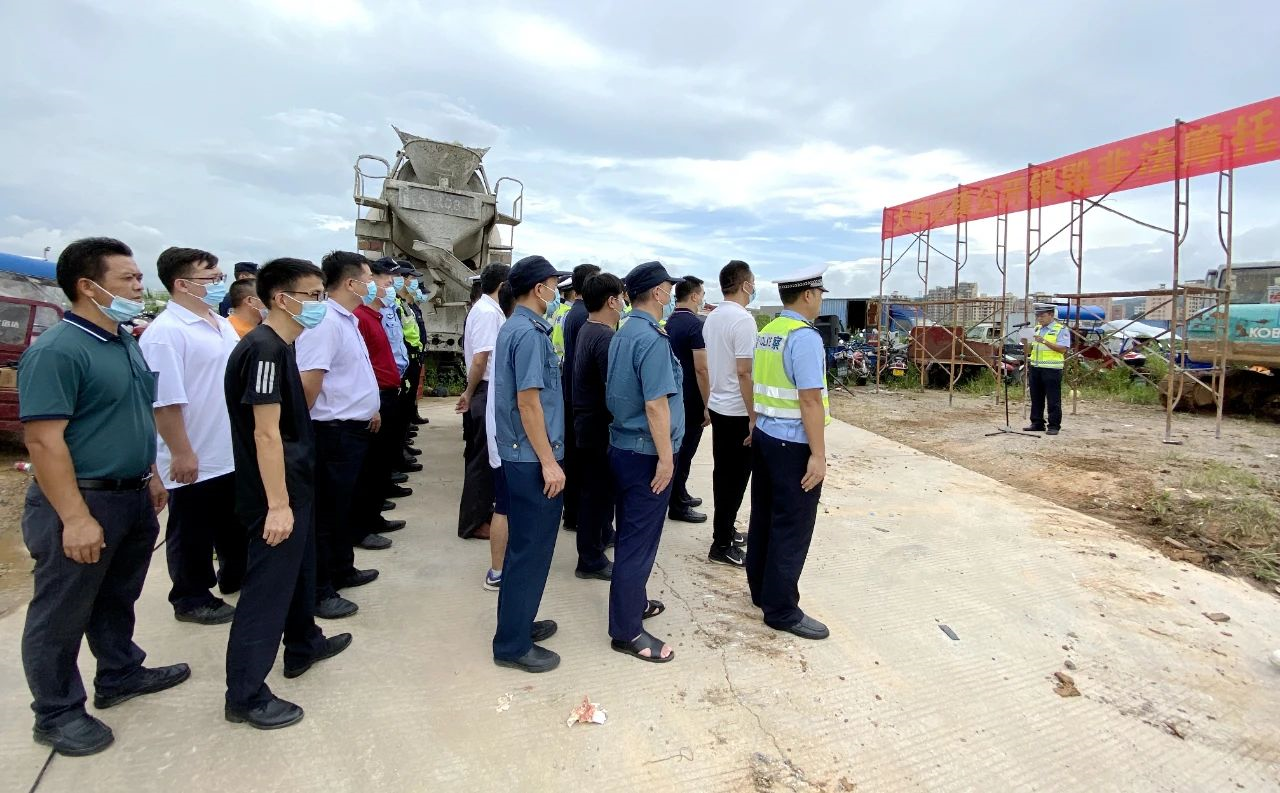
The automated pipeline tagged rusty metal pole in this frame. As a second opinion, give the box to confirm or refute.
[1164,121,1185,445]
[1069,198,1084,416]
[917,228,931,390]
[1213,168,1234,439]
[995,211,1009,407]
[876,229,891,393]
[949,187,962,406]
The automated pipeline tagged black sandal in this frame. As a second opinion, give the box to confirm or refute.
[610,630,675,663]
[642,599,665,620]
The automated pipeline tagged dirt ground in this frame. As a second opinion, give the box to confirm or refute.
[0,436,30,618]
[830,384,1280,593]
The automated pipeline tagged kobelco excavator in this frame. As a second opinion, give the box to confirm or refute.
[353,127,523,361]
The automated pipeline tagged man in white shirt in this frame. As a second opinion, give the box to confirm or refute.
[701,260,757,568]
[456,264,508,542]
[296,252,383,620]
[140,247,248,625]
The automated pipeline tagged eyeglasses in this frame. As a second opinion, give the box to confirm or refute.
[284,290,327,302]
[184,274,226,284]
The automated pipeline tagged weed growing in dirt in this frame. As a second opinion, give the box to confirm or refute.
[959,369,999,396]
[1183,460,1261,491]
[1072,361,1162,406]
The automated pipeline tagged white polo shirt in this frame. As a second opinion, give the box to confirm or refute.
[295,298,380,422]
[464,293,504,383]
[703,300,758,416]
[138,300,240,489]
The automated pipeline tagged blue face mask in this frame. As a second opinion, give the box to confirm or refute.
[361,280,379,305]
[745,283,758,308]
[392,276,405,290]
[285,294,327,329]
[198,281,228,309]
[539,284,561,318]
[661,285,676,320]
[407,278,418,291]
[90,281,144,323]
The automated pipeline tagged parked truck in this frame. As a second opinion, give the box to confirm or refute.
[0,252,66,433]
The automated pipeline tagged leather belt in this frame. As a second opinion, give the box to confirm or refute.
[77,474,151,492]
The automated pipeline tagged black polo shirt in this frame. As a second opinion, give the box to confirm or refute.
[663,308,705,413]
[224,324,315,520]
[571,319,614,449]
[561,299,588,400]
[18,312,157,479]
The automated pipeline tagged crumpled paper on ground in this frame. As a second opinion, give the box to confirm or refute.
[566,695,607,726]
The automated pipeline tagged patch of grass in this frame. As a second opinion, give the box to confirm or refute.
[958,368,999,396]
[1183,460,1261,491]
[1072,361,1162,405]
[881,362,920,390]
[420,356,467,397]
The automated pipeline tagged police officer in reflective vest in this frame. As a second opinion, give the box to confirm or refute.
[1024,303,1069,436]
[748,265,831,641]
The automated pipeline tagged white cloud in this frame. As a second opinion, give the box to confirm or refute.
[312,214,355,232]
[272,109,347,130]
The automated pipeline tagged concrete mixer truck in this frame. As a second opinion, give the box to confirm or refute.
[352,127,523,364]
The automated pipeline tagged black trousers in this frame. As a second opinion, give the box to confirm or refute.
[165,472,247,612]
[575,444,615,573]
[312,420,371,600]
[398,357,422,447]
[225,496,326,709]
[561,400,580,530]
[745,429,822,629]
[458,380,494,538]
[21,482,159,729]
[671,403,704,507]
[493,461,563,661]
[709,410,752,549]
[608,448,671,641]
[1028,366,1063,430]
[353,388,400,536]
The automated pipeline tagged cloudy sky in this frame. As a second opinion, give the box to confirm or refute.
[2,0,1278,302]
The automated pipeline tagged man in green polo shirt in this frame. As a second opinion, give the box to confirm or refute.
[18,237,191,757]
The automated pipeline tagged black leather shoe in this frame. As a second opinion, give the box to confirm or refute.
[225,697,304,730]
[1023,425,1045,432]
[574,562,613,581]
[357,533,392,550]
[769,614,830,640]
[398,462,424,473]
[94,663,191,709]
[411,415,429,425]
[174,601,235,625]
[405,445,423,456]
[385,485,413,498]
[381,500,396,512]
[531,620,558,642]
[33,713,114,756]
[376,519,406,533]
[494,645,560,673]
[668,507,707,523]
[283,632,353,679]
[315,595,359,619]
[337,569,379,589]
[681,496,703,508]
[1046,427,1060,435]
[708,545,746,567]
[389,472,409,484]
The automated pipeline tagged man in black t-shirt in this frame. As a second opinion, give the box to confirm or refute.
[559,263,600,534]
[663,276,710,523]
[223,258,351,730]
[570,272,625,578]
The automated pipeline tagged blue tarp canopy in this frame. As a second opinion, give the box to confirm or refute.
[1056,304,1106,322]
[0,252,56,281]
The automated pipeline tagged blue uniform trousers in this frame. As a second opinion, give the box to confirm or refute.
[492,460,563,661]
[745,429,823,628]
[607,447,672,641]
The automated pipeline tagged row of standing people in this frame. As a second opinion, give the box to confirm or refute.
[16,239,432,756]
[454,255,835,673]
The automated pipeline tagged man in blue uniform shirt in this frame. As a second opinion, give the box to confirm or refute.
[605,261,685,664]
[748,265,832,641]
[491,255,572,673]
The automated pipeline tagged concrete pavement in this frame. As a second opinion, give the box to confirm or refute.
[2,399,1278,792]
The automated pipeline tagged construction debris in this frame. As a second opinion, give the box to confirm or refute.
[566,695,607,726]
[1053,671,1081,698]
[1203,612,1231,623]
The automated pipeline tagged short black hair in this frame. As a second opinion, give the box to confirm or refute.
[320,250,369,290]
[229,280,258,308]
[571,263,601,295]
[480,263,511,295]
[56,237,133,302]
[156,247,219,293]
[256,257,323,304]
[675,275,704,303]
[498,282,515,317]
[779,285,813,306]
[582,272,624,312]
[719,260,752,293]
[469,280,483,306]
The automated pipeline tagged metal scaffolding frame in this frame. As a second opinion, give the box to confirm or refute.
[877,119,1240,444]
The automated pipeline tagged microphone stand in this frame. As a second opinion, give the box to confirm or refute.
[985,341,1038,439]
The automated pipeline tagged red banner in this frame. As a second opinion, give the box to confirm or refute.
[882,96,1280,239]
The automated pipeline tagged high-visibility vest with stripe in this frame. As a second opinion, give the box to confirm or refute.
[1029,321,1068,369]
[753,316,831,424]
[549,302,571,359]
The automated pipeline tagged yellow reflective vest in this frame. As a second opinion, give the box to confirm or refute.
[753,316,831,423]
[1029,321,1068,369]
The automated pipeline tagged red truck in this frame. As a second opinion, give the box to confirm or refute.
[0,252,65,433]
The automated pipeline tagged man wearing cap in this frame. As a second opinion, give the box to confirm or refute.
[604,261,684,664]
[1024,303,1070,436]
[491,255,572,673]
[748,265,831,641]
[393,262,425,463]
[218,262,258,317]
[371,259,420,478]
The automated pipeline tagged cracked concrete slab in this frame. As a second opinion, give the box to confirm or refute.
[2,400,1278,792]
